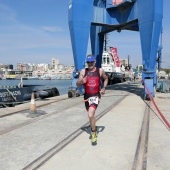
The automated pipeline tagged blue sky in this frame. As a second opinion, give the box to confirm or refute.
[0,0,169,68]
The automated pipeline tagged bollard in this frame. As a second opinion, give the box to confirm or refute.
[27,92,38,118]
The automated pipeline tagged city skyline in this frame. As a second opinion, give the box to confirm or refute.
[0,0,170,68]
[0,58,71,70]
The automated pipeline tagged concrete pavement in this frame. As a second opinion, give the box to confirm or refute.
[39,89,170,170]
[0,82,169,170]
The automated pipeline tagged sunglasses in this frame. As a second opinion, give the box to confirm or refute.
[87,61,95,63]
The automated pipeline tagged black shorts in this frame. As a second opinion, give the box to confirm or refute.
[84,92,101,110]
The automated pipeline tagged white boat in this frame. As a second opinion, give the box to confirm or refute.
[27,76,40,80]
[41,74,51,80]
[101,48,128,83]
[102,51,115,72]
[102,47,121,73]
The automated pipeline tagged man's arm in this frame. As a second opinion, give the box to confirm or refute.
[76,69,86,87]
[101,68,108,88]
[100,68,108,94]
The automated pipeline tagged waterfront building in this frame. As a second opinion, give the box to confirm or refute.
[0,64,13,70]
[0,58,75,79]
[17,63,27,72]
[51,58,59,70]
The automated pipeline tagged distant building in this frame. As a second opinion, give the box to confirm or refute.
[17,63,27,71]
[120,59,128,66]
[1,58,75,78]
[27,63,37,71]
[58,64,65,70]
[37,63,49,72]
[51,58,59,70]
[0,64,13,70]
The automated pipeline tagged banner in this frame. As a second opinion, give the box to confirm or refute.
[112,0,123,5]
[110,47,120,67]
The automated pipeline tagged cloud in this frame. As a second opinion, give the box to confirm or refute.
[41,26,64,32]
[0,23,70,51]
[0,3,69,51]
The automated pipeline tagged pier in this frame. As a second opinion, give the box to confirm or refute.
[0,81,169,170]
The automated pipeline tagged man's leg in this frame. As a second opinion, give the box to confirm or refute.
[88,106,98,143]
[88,107,96,131]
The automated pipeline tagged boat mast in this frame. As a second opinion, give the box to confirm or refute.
[104,33,108,51]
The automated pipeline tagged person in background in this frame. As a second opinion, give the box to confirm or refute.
[76,54,108,143]
[134,73,136,83]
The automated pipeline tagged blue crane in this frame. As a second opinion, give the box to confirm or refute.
[68,0,163,99]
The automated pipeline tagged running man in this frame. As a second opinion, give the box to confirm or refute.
[76,54,108,143]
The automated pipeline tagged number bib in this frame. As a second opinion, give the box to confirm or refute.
[88,96,99,105]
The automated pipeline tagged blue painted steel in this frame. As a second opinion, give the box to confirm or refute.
[144,79,155,99]
[68,0,163,99]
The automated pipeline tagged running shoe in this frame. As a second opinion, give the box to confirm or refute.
[91,132,97,143]
[95,126,98,137]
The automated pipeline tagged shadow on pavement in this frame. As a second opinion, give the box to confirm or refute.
[107,81,144,99]
[81,125,105,146]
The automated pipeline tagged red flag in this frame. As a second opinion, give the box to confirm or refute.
[112,0,123,5]
[110,47,120,67]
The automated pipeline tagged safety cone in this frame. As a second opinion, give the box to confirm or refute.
[29,92,37,114]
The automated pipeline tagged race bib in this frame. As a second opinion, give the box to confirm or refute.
[88,96,99,105]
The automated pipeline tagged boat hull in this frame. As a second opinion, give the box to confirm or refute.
[0,85,60,107]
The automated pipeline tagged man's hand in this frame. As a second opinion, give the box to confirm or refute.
[100,87,106,95]
[76,73,87,86]
[82,76,87,84]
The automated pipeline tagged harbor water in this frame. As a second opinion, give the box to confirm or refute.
[1,79,169,96]
[0,79,72,95]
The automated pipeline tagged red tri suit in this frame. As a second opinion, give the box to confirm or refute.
[84,67,101,110]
